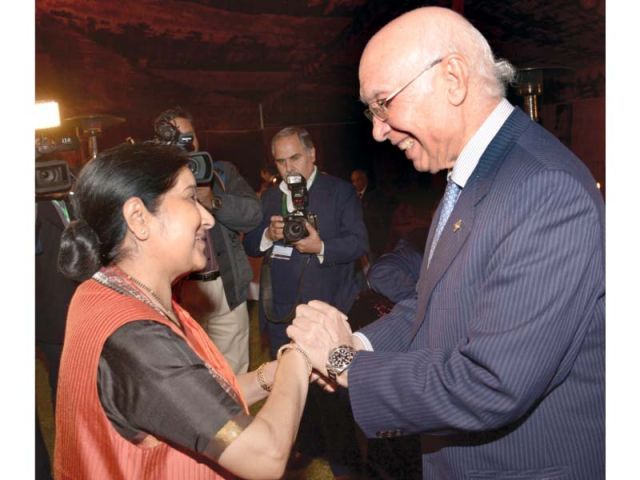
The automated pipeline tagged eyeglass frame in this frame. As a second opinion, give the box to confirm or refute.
[364,57,443,122]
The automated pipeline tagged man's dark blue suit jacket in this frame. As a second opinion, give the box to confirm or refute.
[244,172,368,326]
[349,108,605,479]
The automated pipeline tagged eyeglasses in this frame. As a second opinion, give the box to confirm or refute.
[364,57,443,122]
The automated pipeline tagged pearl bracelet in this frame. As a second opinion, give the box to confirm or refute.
[256,362,272,392]
[276,343,313,377]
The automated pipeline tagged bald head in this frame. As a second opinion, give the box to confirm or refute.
[358,7,515,174]
[360,7,514,102]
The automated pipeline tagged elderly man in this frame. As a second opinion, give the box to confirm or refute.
[288,7,604,479]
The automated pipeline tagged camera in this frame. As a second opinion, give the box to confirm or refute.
[36,159,73,196]
[165,132,215,186]
[35,131,78,198]
[154,123,215,186]
[283,173,318,244]
[186,151,215,186]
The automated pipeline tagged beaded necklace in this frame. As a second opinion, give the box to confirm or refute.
[94,266,180,328]
[125,274,178,323]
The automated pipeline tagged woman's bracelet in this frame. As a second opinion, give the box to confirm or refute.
[276,343,313,378]
[256,362,272,392]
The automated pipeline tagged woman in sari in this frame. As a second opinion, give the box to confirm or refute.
[55,143,312,479]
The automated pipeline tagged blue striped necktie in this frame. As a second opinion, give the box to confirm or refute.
[428,178,462,267]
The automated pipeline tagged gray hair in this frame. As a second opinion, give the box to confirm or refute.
[270,126,315,157]
[423,12,516,98]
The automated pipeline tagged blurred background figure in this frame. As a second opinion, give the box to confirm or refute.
[350,168,395,263]
[257,165,279,198]
[154,106,262,375]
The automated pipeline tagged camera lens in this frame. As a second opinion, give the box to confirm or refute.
[288,222,303,237]
[37,167,61,185]
[187,158,199,176]
[283,217,308,243]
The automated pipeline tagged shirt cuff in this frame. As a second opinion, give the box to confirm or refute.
[353,332,373,352]
[260,228,274,252]
[316,241,325,264]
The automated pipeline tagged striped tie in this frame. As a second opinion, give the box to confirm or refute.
[428,179,462,267]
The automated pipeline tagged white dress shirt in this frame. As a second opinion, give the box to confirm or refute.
[353,99,515,352]
[259,166,325,260]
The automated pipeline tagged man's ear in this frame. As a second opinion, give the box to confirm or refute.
[309,147,317,163]
[444,54,469,106]
[122,197,150,241]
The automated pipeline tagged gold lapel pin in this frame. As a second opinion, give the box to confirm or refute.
[453,219,462,232]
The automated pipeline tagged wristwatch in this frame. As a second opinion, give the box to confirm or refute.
[326,344,356,381]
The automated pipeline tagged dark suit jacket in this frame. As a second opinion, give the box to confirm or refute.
[361,186,394,259]
[348,108,605,479]
[244,172,368,322]
[367,238,423,303]
[36,200,78,344]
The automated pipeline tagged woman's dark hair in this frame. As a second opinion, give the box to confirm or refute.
[58,143,190,281]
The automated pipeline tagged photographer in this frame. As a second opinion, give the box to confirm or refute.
[244,126,368,475]
[244,126,368,357]
[153,107,262,374]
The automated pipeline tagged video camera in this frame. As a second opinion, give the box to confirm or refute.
[35,132,78,198]
[179,138,215,188]
[154,122,215,187]
[36,159,73,196]
[283,173,318,244]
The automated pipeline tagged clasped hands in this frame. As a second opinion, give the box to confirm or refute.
[286,300,355,391]
[266,215,323,255]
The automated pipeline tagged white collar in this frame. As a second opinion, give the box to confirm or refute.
[450,98,514,188]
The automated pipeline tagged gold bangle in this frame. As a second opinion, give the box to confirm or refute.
[256,362,272,392]
[276,343,313,377]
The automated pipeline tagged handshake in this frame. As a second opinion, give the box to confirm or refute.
[286,300,361,390]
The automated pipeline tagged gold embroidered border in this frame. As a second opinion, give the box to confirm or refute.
[204,412,253,460]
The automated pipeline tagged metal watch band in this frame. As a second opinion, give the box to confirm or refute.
[326,344,356,381]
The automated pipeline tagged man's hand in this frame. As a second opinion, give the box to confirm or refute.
[293,220,323,254]
[266,215,284,242]
[286,300,353,386]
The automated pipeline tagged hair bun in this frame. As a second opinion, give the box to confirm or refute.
[57,219,103,282]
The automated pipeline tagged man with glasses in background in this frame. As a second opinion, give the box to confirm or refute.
[288,7,605,479]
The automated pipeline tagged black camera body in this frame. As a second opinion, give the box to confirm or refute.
[154,121,215,186]
[186,150,215,186]
[35,131,79,198]
[283,173,318,244]
[35,159,73,196]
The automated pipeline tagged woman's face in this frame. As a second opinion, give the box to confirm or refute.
[148,167,214,277]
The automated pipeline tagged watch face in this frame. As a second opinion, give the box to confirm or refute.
[327,345,356,379]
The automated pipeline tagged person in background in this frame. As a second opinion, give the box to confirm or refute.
[154,107,261,374]
[244,126,368,477]
[55,143,311,480]
[366,229,425,304]
[288,6,605,479]
[258,165,279,198]
[36,154,81,479]
[350,168,394,262]
[244,126,368,358]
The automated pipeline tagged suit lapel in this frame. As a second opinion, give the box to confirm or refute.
[410,108,532,339]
